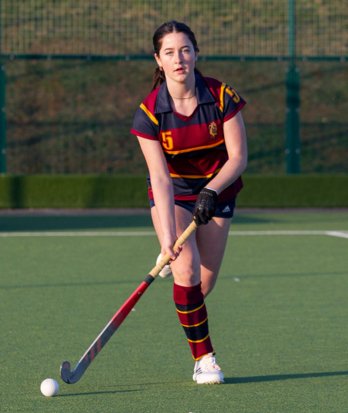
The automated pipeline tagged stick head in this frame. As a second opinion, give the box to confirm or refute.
[60,361,73,384]
[60,359,87,384]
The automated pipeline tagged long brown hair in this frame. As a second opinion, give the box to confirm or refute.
[152,20,201,90]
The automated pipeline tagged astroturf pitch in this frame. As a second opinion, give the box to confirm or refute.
[1,209,348,413]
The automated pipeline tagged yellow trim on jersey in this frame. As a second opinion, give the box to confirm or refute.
[219,83,226,112]
[181,317,208,328]
[140,103,159,126]
[176,302,205,314]
[163,138,224,155]
[187,334,209,344]
[225,87,232,97]
[169,169,221,179]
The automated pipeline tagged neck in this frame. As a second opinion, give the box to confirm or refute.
[171,94,196,100]
[166,73,196,101]
[168,85,196,100]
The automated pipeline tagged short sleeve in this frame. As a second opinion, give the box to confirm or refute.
[223,84,246,122]
[130,104,159,141]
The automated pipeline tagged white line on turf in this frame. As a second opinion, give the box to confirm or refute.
[326,231,348,239]
[230,230,328,236]
[0,230,347,238]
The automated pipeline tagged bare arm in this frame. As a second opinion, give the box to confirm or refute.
[207,111,248,194]
[137,137,177,259]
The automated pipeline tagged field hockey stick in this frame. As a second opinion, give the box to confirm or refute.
[60,220,197,384]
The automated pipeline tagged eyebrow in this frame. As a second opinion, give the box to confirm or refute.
[163,45,192,52]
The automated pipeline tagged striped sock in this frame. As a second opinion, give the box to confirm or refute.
[173,282,214,360]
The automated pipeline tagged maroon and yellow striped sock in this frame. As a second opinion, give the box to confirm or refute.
[173,282,214,360]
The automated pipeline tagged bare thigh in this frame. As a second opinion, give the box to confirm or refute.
[151,205,231,294]
[196,217,231,296]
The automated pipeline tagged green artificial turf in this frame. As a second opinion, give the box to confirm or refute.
[1,210,348,412]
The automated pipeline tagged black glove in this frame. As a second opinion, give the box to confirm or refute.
[193,188,218,226]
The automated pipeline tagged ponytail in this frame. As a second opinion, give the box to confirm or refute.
[152,67,166,91]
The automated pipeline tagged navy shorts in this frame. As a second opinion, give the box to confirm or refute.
[149,197,236,219]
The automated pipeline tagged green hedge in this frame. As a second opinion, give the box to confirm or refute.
[237,175,348,208]
[0,174,347,209]
[0,175,147,209]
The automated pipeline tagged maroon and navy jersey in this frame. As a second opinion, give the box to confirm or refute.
[131,73,246,202]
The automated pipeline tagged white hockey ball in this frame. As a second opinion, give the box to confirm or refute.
[40,378,59,397]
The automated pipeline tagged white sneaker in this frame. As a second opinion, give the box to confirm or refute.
[156,254,173,278]
[192,353,224,384]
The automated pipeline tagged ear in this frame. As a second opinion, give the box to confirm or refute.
[154,53,161,68]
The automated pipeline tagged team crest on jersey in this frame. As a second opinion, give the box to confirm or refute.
[208,121,218,139]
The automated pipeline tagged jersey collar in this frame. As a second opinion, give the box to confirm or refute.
[154,72,215,114]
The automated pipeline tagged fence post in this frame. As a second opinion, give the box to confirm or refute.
[0,0,6,174]
[0,61,6,174]
[285,0,301,174]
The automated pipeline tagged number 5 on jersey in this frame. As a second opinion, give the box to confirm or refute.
[161,131,174,150]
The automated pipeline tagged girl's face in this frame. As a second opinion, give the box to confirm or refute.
[155,31,197,84]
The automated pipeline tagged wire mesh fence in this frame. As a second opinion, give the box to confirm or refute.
[0,0,347,174]
[1,0,346,58]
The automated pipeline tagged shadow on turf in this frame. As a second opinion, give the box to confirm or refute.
[58,389,140,397]
[55,371,348,395]
[225,370,348,384]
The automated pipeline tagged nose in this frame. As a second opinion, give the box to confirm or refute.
[174,50,183,63]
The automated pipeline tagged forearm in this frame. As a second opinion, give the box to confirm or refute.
[136,137,179,258]
[150,172,177,240]
[207,156,247,195]
[208,112,248,195]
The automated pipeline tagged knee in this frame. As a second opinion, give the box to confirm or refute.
[172,265,200,287]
